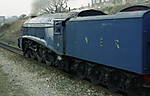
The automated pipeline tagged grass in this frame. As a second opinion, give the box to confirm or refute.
[101,1,150,14]
[0,19,27,47]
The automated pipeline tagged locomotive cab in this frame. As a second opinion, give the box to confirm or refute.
[53,19,65,54]
[18,13,74,56]
[54,20,63,35]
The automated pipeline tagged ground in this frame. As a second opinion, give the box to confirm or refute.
[0,65,29,96]
[0,48,122,96]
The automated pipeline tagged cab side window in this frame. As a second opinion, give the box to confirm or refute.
[54,21,63,35]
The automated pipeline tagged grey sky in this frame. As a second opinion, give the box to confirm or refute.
[0,0,91,16]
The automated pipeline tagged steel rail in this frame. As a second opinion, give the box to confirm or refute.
[0,42,23,55]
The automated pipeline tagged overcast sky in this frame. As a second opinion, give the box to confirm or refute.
[68,0,91,9]
[0,0,91,16]
[0,0,33,16]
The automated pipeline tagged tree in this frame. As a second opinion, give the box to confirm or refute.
[19,14,27,19]
[31,0,48,15]
[44,0,68,13]
[31,0,69,15]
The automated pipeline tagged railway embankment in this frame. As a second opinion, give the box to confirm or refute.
[0,19,27,47]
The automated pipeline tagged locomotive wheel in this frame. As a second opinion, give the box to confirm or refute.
[107,71,121,92]
[62,58,70,72]
[57,59,64,70]
[24,50,31,58]
[37,47,46,63]
[30,50,37,60]
[127,77,145,96]
[56,59,64,70]
[27,49,33,59]
[44,49,55,66]
[36,54,43,62]
[89,67,101,85]
[127,88,150,96]
[76,62,87,80]
[45,51,55,66]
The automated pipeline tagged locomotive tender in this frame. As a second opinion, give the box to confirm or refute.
[18,6,150,95]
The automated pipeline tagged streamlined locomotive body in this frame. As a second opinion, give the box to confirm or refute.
[18,6,150,95]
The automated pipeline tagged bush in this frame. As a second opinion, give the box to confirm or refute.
[101,1,150,14]
[0,23,11,32]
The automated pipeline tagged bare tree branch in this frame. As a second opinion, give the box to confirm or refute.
[31,0,69,15]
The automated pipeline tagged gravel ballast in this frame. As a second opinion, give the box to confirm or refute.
[0,48,122,96]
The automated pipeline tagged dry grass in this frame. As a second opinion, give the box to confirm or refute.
[101,1,150,14]
[0,19,28,47]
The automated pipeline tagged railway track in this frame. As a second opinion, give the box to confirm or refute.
[0,41,123,96]
[0,42,23,55]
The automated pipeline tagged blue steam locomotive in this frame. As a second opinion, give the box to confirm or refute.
[18,5,150,95]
